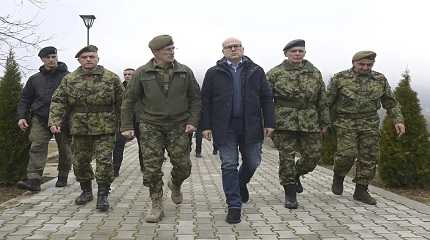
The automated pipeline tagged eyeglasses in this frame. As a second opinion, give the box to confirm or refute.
[223,44,242,50]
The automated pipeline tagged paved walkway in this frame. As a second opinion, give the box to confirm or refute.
[1,140,430,240]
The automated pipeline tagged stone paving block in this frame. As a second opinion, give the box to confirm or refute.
[0,142,430,239]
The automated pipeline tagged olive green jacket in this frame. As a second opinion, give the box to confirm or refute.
[121,59,201,130]
[49,66,124,135]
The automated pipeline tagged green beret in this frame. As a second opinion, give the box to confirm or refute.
[75,45,98,58]
[148,35,174,50]
[352,51,376,62]
[283,39,305,51]
[38,46,57,58]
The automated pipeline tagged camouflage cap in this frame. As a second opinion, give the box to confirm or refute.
[38,46,57,58]
[75,45,98,58]
[352,51,376,62]
[148,35,174,50]
[283,39,305,52]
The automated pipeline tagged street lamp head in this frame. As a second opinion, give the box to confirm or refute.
[80,15,96,29]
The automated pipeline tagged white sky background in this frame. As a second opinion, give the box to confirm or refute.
[2,0,430,109]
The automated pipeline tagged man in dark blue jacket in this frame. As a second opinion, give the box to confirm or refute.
[16,46,72,192]
[201,37,275,224]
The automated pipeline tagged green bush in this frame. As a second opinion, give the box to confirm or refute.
[0,51,30,184]
[379,70,430,187]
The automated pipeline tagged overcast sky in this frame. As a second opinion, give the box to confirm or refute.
[2,0,430,109]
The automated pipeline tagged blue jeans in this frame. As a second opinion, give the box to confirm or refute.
[218,131,262,209]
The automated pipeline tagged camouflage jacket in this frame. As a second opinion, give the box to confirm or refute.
[121,59,201,130]
[49,66,124,135]
[327,68,403,130]
[267,60,329,132]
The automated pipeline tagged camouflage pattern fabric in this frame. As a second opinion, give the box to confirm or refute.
[71,134,115,185]
[49,66,124,135]
[267,60,330,132]
[139,122,191,193]
[327,69,404,184]
[272,131,321,185]
[333,127,378,185]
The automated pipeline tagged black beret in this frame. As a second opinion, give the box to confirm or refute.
[75,45,98,58]
[148,35,174,50]
[38,46,57,58]
[283,39,305,52]
[352,51,377,62]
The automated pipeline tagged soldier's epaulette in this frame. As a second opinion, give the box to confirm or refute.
[332,69,353,80]
[370,71,386,81]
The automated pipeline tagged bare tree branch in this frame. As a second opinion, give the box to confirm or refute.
[0,0,50,73]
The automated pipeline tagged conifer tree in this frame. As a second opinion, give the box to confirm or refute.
[0,50,30,184]
[379,69,430,187]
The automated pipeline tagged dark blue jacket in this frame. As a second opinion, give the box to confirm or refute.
[17,62,69,124]
[200,56,274,144]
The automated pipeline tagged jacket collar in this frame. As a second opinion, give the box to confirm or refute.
[143,59,187,73]
[77,65,104,76]
[39,62,68,74]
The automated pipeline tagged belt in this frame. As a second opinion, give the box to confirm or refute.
[73,105,113,113]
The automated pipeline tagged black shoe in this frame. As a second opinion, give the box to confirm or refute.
[296,176,303,193]
[96,184,110,211]
[240,183,249,203]
[284,184,298,209]
[17,179,41,192]
[331,174,345,195]
[195,152,202,158]
[225,208,241,224]
[75,181,93,205]
[55,176,68,187]
[353,184,377,205]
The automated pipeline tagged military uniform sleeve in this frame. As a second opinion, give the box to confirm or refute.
[121,73,141,131]
[17,77,35,120]
[186,69,201,127]
[48,75,68,127]
[326,76,340,123]
[381,78,404,124]
[316,73,330,129]
[113,74,124,128]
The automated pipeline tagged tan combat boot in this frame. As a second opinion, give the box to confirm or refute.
[167,179,183,204]
[145,191,164,223]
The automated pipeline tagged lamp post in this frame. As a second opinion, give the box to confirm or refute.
[79,15,96,46]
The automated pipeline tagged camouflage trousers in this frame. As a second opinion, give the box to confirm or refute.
[71,134,114,185]
[139,122,191,193]
[27,116,71,180]
[272,130,321,186]
[333,127,378,185]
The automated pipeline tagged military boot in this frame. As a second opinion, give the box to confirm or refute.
[55,175,68,187]
[75,181,93,205]
[284,184,298,209]
[167,179,183,204]
[145,191,164,223]
[16,178,41,192]
[96,184,110,211]
[331,174,345,195]
[353,184,377,205]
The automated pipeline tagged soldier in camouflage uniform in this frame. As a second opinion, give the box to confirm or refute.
[49,45,124,211]
[121,35,201,223]
[267,39,330,209]
[327,51,405,205]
